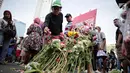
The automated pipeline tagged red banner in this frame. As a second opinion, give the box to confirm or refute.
[72,9,97,29]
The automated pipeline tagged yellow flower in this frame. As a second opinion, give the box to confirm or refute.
[74,32,78,35]
[68,31,73,37]
[68,31,79,37]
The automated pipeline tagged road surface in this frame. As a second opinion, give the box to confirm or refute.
[0,63,24,73]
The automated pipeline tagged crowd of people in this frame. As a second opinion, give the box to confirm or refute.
[1,0,130,73]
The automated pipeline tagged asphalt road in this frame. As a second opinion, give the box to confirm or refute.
[0,63,24,73]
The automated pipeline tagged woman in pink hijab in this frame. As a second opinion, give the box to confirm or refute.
[22,18,43,64]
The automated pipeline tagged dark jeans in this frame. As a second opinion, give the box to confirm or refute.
[0,34,3,54]
[0,38,11,62]
[97,56,107,71]
[92,44,98,71]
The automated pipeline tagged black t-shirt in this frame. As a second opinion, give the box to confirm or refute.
[116,28,123,43]
[44,12,63,36]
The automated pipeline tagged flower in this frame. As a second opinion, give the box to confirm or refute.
[67,31,73,37]
[67,31,79,37]
[74,33,79,38]
[60,42,66,48]
[93,36,97,41]
[56,58,60,62]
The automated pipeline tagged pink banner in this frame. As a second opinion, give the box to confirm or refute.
[72,9,97,28]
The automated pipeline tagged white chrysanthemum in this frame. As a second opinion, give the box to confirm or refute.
[52,39,61,43]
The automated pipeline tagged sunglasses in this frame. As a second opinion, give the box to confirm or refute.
[53,6,62,10]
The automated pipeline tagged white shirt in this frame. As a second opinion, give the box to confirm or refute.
[96,32,105,44]
[64,22,72,34]
[97,50,107,57]
[96,32,106,51]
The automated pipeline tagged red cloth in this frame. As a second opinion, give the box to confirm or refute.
[16,50,21,57]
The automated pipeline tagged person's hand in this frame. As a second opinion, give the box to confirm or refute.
[44,27,49,32]
[44,27,51,35]
[60,32,64,37]
[121,62,123,67]
[60,32,64,36]
[8,21,13,25]
[60,32,64,40]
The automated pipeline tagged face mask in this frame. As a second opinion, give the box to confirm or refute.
[95,30,98,32]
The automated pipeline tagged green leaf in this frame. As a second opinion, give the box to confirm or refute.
[24,70,38,73]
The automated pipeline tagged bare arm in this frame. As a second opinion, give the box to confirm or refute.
[100,38,106,50]
[117,34,122,44]
[102,39,106,49]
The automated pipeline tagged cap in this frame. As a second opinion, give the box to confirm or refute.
[65,13,72,18]
[52,0,62,7]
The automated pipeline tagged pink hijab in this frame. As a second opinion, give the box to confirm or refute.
[34,18,40,24]
[32,18,41,27]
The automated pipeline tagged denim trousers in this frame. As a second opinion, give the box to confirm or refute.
[98,57,103,69]
[0,35,11,62]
